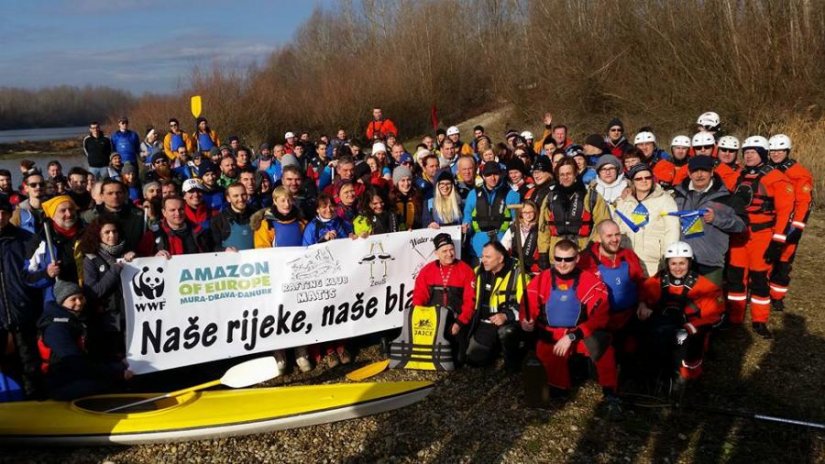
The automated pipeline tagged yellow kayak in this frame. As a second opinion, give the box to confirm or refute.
[0,381,433,446]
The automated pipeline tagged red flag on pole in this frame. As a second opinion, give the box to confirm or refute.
[430,105,439,132]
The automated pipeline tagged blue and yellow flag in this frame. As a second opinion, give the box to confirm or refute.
[665,209,707,238]
[616,203,650,233]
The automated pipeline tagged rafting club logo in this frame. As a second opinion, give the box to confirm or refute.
[132,266,165,300]
[359,241,395,286]
[409,236,435,279]
[288,247,341,280]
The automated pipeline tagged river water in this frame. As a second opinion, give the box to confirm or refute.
[0,127,90,185]
[0,126,88,144]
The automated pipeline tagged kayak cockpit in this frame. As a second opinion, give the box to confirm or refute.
[71,392,198,415]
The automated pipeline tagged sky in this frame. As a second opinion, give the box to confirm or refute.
[0,0,321,94]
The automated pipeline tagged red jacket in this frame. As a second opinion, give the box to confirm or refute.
[641,272,724,328]
[578,242,647,286]
[520,269,609,340]
[366,119,398,141]
[412,260,476,326]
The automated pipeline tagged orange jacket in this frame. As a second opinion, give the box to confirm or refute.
[163,131,195,159]
[673,161,739,192]
[641,272,724,328]
[366,119,398,141]
[736,165,795,241]
[776,160,814,228]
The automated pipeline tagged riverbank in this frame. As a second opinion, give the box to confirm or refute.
[0,139,80,158]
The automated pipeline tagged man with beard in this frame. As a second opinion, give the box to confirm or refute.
[578,220,646,336]
[24,196,84,305]
[217,156,238,189]
[144,153,181,186]
[81,179,145,252]
[537,158,610,270]
[11,171,47,234]
[211,183,255,252]
[138,196,213,257]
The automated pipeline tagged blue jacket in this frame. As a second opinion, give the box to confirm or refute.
[110,130,141,165]
[302,216,352,246]
[0,225,40,329]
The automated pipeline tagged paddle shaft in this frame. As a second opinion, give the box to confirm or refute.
[104,379,220,413]
[507,204,530,322]
[191,96,202,153]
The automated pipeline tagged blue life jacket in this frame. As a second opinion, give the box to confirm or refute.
[271,220,303,247]
[170,133,185,152]
[198,133,215,152]
[222,221,254,251]
[545,272,583,328]
[598,259,638,313]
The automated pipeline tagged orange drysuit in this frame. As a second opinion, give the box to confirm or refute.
[726,163,795,324]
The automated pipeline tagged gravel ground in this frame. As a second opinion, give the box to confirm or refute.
[4,214,825,464]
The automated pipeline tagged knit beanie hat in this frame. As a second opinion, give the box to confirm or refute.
[392,165,412,185]
[42,195,76,219]
[628,163,652,180]
[280,154,300,169]
[54,280,83,305]
[121,163,136,175]
[595,155,622,172]
[606,118,624,132]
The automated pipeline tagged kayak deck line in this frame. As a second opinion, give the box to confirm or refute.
[0,381,434,446]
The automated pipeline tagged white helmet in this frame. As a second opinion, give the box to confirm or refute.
[670,135,691,148]
[691,132,716,148]
[717,135,740,150]
[520,130,534,140]
[634,131,656,145]
[446,126,460,136]
[664,241,694,259]
[768,134,792,151]
[697,111,721,129]
[742,135,769,151]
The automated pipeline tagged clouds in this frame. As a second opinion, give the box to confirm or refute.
[0,1,316,93]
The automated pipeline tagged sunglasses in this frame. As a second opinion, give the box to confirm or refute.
[695,145,714,150]
[633,175,653,182]
[554,256,577,263]
[27,182,44,187]
[169,123,178,127]
[719,148,737,153]
[154,159,169,164]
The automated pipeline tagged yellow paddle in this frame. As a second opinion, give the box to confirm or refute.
[346,360,390,381]
[190,95,202,153]
[190,95,202,119]
[105,356,280,413]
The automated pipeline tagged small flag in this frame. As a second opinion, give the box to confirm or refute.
[665,209,707,238]
[616,203,650,232]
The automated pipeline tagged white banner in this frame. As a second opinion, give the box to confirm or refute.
[123,226,461,374]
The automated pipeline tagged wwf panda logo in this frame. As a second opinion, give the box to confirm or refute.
[132,266,165,300]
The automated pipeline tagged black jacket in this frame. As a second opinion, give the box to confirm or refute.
[83,134,112,168]
[0,225,40,329]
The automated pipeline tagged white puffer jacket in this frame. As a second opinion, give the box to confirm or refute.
[615,184,680,276]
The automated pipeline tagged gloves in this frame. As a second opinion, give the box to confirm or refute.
[538,253,551,270]
[763,241,784,264]
[786,226,803,245]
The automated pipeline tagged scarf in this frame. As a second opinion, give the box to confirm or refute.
[52,221,79,238]
[99,241,126,260]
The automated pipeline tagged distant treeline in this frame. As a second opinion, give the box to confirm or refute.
[126,0,825,142]
[0,85,135,131]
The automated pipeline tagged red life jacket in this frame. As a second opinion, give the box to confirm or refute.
[545,189,595,237]
[37,335,85,374]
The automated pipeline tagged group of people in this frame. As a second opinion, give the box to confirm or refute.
[0,108,812,416]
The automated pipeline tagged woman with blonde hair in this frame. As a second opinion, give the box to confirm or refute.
[423,170,463,228]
